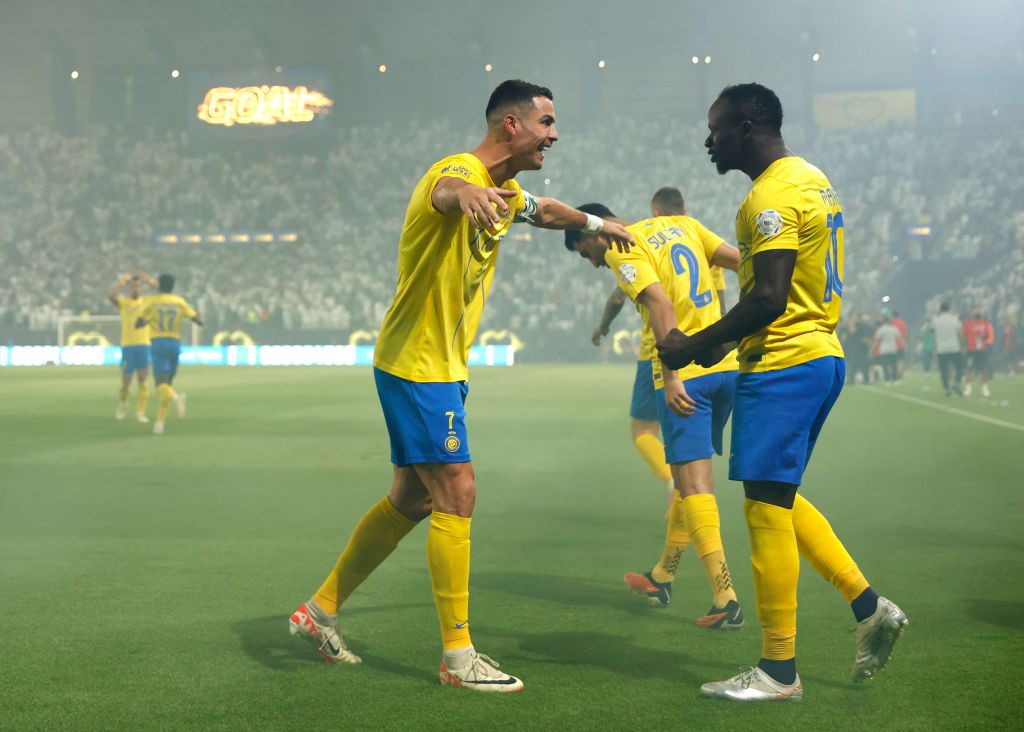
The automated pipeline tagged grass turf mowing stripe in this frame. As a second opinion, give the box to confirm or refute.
[862,386,1024,433]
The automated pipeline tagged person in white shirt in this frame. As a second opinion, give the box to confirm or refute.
[932,302,965,396]
[872,317,903,384]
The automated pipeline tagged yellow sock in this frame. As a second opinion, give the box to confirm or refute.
[427,512,472,651]
[119,384,130,403]
[136,382,149,415]
[684,493,737,607]
[157,383,177,422]
[745,498,799,660]
[314,496,417,614]
[792,495,869,603]
[634,433,672,485]
[651,492,689,583]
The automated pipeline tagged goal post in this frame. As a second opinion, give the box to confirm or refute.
[57,315,200,347]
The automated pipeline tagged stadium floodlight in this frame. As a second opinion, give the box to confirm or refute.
[812,52,821,62]
[70,70,79,79]
[171,69,180,78]
[704,56,711,64]
[598,59,606,69]
[378,64,387,73]
[691,56,699,64]
[484,63,493,72]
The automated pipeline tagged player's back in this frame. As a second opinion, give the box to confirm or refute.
[144,293,196,340]
[735,156,844,372]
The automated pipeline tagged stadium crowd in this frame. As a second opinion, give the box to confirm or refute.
[0,117,1021,359]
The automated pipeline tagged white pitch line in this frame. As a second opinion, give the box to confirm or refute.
[863,386,1024,434]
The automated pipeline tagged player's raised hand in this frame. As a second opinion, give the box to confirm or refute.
[591,326,606,346]
[457,185,518,230]
[599,220,635,253]
[657,328,698,370]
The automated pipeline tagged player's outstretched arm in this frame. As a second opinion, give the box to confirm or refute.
[431,177,518,230]
[529,197,633,251]
[593,287,626,345]
[191,312,204,328]
[657,249,795,370]
[710,242,741,272]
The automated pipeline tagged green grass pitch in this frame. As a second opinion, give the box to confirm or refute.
[1,365,1022,729]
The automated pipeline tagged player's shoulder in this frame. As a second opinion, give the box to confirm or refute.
[430,152,488,184]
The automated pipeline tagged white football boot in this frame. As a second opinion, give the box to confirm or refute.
[289,600,361,665]
[153,421,165,435]
[852,596,908,682]
[701,666,802,702]
[439,649,524,693]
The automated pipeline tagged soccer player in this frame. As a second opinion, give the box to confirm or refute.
[658,83,907,701]
[567,202,746,629]
[288,80,633,693]
[962,306,995,397]
[107,271,156,422]
[135,274,203,435]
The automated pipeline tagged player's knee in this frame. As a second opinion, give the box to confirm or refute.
[436,464,476,517]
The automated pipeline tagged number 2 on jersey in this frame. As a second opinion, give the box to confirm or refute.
[823,212,844,303]
[670,244,713,308]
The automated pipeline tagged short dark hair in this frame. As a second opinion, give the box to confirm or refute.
[158,274,175,293]
[485,80,554,124]
[651,187,685,215]
[564,203,615,251]
[717,82,783,132]
[939,302,950,312]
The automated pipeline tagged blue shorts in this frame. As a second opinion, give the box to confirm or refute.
[150,338,181,379]
[729,356,845,486]
[374,367,471,467]
[121,345,150,373]
[630,359,659,421]
[655,370,736,464]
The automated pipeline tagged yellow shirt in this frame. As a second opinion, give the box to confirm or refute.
[117,295,151,346]
[711,265,727,293]
[735,156,845,372]
[607,215,738,387]
[374,153,528,382]
[141,293,197,340]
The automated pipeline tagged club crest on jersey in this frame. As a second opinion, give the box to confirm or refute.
[619,264,637,284]
[444,435,462,453]
[754,209,783,238]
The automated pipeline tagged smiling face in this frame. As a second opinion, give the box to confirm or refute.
[572,233,610,269]
[704,97,747,175]
[509,96,559,171]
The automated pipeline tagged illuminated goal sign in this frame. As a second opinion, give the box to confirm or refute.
[197,85,333,127]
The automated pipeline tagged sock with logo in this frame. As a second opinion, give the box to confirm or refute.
[745,498,799,666]
[684,493,737,607]
[428,512,472,651]
[791,494,873,617]
[157,383,177,422]
[651,491,689,583]
[135,381,149,416]
[634,433,673,485]
[313,496,417,614]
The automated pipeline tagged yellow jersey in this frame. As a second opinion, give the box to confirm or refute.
[374,153,529,382]
[735,156,844,372]
[711,265,727,293]
[638,320,656,361]
[140,293,197,340]
[117,295,151,346]
[607,215,738,387]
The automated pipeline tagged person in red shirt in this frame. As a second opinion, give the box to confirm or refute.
[962,307,995,397]
[891,311,908,376]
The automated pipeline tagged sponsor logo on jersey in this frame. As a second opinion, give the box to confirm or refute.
[619,264,637,284]
[754,209,783,238]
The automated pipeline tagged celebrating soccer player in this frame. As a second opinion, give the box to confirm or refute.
[107,271,156,422]
[657,83,907,701]
[136,274,203,435]
[567,198,745,629]
[288,80,633,692]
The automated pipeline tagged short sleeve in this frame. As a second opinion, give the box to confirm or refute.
[742,184,801,254]
[692,218,727,262]
[423,156,481,216]
[606,246,659,303]
[711,265,726,292]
